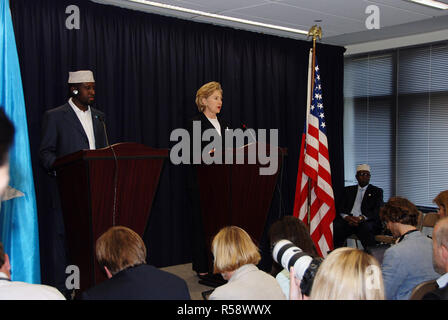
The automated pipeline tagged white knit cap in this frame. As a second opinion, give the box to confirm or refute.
[356,164,371,172]
[68,70,95,83]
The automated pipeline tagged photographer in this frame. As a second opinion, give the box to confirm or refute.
[269,216,319,299]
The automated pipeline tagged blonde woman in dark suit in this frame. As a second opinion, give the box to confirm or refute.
[187,82,230,279]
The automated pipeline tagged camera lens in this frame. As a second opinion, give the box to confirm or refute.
[272,239,313,281]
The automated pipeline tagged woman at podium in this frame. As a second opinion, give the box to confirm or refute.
[186,81,230,283]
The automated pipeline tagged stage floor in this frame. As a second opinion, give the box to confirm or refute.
[160,263,215,300]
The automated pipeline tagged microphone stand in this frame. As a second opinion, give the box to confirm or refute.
[98,116,118,226]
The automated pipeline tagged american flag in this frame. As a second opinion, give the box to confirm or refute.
[293,54,336,258]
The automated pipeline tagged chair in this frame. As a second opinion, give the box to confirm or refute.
[421,212,440,228]
[374,234,397,245]
[375,211,425,245]
[409,279,438,300]
[347,234,362,249]
[420,212,440,239]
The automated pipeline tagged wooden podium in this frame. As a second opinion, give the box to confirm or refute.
[195,143,286,270]
[53,142,168,292]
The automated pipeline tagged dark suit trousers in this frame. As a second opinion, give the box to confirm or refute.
[333,217,380,249]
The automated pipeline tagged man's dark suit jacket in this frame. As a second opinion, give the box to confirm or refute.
[39,102,107,171]
[336,184,384,227]
[423,282,448,300]
[80,264,191,300]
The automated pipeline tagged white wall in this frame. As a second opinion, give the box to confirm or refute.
[345,29,448,56]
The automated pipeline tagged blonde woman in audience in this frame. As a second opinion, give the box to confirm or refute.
[209,226,286,300]
[434,190,448,218]
[290,247,384,300]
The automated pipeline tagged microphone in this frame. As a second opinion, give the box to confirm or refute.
[95,114,111,147]
[241,123,257,143]
[95,113,118,226]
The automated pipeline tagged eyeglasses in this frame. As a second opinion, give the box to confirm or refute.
[358,172,371,177]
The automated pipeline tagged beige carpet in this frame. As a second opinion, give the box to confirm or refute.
[160,263,216,300]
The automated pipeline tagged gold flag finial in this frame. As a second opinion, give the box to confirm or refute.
[307,25,322,41]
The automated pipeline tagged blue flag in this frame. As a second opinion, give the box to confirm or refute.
[0,0,40,283]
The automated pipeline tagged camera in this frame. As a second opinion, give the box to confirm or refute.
[272,239,322,296]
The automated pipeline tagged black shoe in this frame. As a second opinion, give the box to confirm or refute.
[197,273,227,287]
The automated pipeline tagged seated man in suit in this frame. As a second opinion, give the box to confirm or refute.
[81,226,191,300]
[423,217,448,300]
[333,164,383,249]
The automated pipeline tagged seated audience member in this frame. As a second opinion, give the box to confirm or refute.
[0,108,14,198]
[0,242,65,300]
[208,226,285,300]
[268,215,319,299]
[290,247,384,300]
[433,190,448,218]
[380,197,439,300]
[333,164,384,249]
[81,226,191,300]
[423,217,448,300]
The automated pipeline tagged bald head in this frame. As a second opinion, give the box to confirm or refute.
[432,217,448,274]
[434,217,448,248]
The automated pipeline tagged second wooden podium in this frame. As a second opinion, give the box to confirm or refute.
[53,142,168,292]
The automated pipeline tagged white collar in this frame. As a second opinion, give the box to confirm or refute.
[68,98,90,114]
[0,271,10,280]
[437,272,448,288]
[358,184,369,191]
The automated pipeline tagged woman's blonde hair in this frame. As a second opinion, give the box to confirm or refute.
[195,81,223,113]
[434,190,448,217]
[96,226,147,275]
[212,226,261,274]
[310,247,384,300]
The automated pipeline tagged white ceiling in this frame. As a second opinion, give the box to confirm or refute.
[92,0,448,47]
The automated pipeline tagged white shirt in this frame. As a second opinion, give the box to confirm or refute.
[68,98,96,149]
[436,272,448,289]
[341,184,369,219]
[207,117,221,136]
[351,185,368,217]
[0,272,65,300]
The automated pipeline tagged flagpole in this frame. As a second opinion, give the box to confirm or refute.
[306,25,322,228]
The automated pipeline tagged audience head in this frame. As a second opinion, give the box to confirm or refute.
[0,242,11,279]
[433,190,448,218]
[432,217,448,275]
[96,226,147,278]
[355,164,371,188]
[0,108,15,198]
[195,81,223,113]
[212,226,260,279]
[380,197,419,237]
[269,215,318,275]
[310,247,384,300]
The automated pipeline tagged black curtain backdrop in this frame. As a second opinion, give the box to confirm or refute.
[10,0,345,286]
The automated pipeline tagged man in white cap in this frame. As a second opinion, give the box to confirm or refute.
[333,164,384,249]
[39,70,107,171]
[38,70,107,296]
